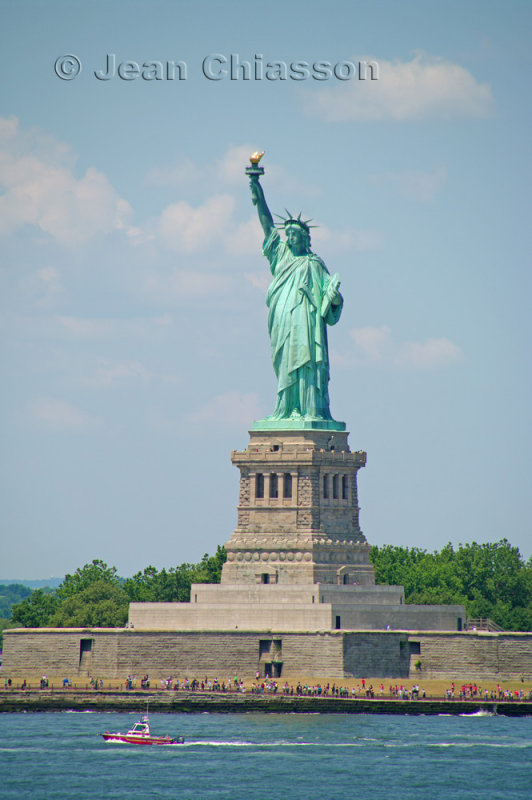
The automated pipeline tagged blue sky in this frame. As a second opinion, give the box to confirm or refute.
[1,0,530,579]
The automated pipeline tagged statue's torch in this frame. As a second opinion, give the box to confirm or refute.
[246,151,265,178]
[246,152,265,205]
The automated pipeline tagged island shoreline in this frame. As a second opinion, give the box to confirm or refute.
[1,690,530,716]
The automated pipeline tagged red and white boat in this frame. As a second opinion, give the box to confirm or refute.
[102,715,184,745]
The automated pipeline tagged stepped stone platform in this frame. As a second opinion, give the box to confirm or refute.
[129,429,465,636]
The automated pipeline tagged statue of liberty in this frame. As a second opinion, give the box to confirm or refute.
[247,153,345,430]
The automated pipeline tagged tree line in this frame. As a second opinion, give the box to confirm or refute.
[0,547,227,641]
[0,584,32,619]
[1,539,530,640]
[370,539,532,631]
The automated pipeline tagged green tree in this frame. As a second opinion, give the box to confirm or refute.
[0,584,32,618]
[192,545,227,584]
[370,539,532,631]
[57,559,121,599]
[123,546,227,603]
[51,581,129,627]
[123,564,195,602]
[10,588,59,627]
[8,549,228,630]
[9,560,125,628]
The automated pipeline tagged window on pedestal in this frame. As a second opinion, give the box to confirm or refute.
[256,473,264,499]
[323,475,329,499]
[342,475,348,500]
[332,474,339,499]
[283,473,292,498]
[270,473,278,498]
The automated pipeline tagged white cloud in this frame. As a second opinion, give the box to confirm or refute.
[395,337,463,368]
[158,194,235,253]
[225,217,262,255]
[351,325,392,361]
[0,115,76,168]
[144,157,205,187]
[217,145,256,184]
[81,357,182,388]
[142,268,234,300]
[336,325,463,369]
[138,144,322,259]
[314,225,383,253]
[143,143,319,235]
[308,54,494,122]
[126,225,156,246]
[144,144,255,188]
[21,266,64,307]
[187,391,263,426]
[143,144,318,198]
[0,116,132,246]
[371,167,447,203]
[57,316,115,339]
[244,271,271,291]
[56,313,174,340]
[0,116,18,141]
[84,360,151,387]
[153,192,380,259]
[153,192,262,258]
[28,397,101,429]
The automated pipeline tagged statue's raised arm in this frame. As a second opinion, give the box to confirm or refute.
[248,152,274,238]
[245,152,345,431]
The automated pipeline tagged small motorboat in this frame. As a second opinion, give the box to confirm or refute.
[102,714,184,745]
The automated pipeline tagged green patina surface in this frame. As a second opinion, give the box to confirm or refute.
[247,155,345,430]
[251,417,346,431]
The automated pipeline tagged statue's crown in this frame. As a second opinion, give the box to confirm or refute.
[275,210,317,234]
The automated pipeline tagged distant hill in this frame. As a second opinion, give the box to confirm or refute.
[0,578,62,589]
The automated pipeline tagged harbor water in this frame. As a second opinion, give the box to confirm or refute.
[1,710,531,799]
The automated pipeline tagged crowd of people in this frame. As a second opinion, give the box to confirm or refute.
[115,675,531,701]
[444,682,530,701]
[124,674,247,693]
[2,673,531,701]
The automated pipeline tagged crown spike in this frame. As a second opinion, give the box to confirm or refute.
[274,209,319,234]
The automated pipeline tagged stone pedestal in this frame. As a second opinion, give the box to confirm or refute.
[221,428,375,586]
[123,425,464,642]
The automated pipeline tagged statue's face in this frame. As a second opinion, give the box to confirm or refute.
[285,225,307,254]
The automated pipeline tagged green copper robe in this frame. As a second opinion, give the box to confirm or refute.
[263,229,343,420]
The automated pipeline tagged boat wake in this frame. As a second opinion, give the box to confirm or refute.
[459,709,495,717]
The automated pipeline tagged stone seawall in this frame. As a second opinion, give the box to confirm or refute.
[411,632,532,679]
[2,628,346,680]
[3,628,532,681]
[0,690,530,717]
